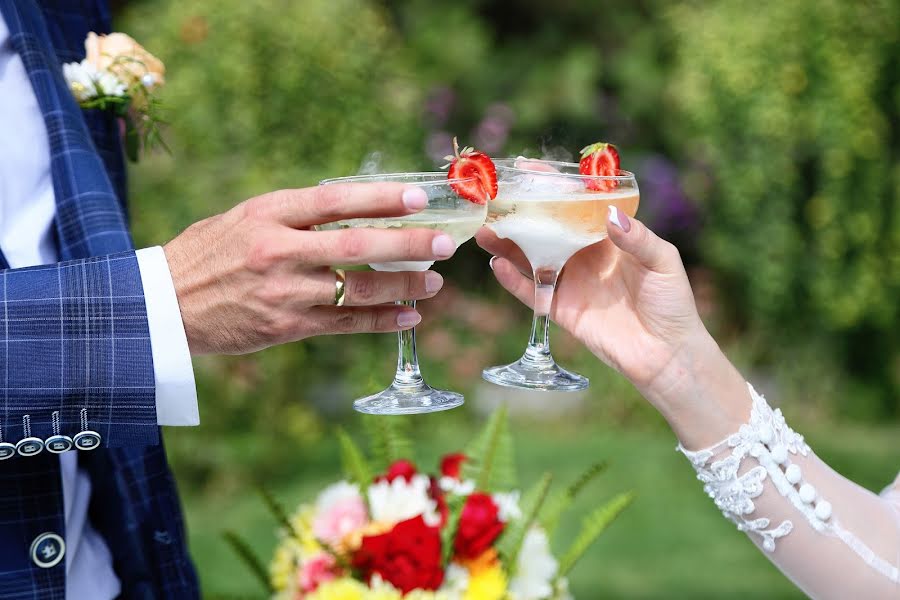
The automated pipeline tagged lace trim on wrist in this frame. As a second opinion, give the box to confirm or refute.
[677,383,899,584]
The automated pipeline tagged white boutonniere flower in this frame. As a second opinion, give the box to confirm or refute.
[63,32,168,162]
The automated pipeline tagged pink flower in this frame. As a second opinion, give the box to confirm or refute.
[297,552,339,594]
[312,482,368,547]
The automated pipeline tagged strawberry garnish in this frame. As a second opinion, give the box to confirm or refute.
[444,137,497,204]
[579,141,620,191]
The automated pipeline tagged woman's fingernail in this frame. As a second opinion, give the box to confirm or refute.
[402,187,428,210]
[489,256,497,271]
[397,310,422,328]
[432,234,455,258]
[425,271,443,294]
[608,205,631,232]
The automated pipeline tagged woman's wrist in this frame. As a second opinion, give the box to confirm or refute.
[639,329,752,450]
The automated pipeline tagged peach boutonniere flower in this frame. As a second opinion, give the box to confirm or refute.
[63,32,168,162]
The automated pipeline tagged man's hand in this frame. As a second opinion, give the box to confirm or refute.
[164,183,456,355]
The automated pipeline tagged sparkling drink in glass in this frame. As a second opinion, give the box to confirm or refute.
[482,159,639,391]
[318,172,488,414]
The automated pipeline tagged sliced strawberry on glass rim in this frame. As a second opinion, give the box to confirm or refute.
[443,137,497,204]
[579,141,620,191]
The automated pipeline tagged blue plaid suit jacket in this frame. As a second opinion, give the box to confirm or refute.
[0,1,198,597]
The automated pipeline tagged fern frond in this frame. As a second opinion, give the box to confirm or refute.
[257,485,295,536]
[461,405,516,491]
[364,416,413,471]
[222,530,273,593]
[540,461,608,535]
[497,472,553,569]
[440,494,467,566]
[558,491,635,576]
[337,427,372,490]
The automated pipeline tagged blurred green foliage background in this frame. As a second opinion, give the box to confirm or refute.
[114,0,899,597]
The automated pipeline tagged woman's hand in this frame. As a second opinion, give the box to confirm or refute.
[477,208,750,447]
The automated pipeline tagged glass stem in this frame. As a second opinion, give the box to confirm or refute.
[523,267,560,365]
[393,300,424,389]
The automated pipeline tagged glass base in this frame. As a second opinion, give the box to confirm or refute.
[482,354,589,392]
[353,382,464,415]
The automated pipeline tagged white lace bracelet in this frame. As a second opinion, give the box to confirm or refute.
[677,383,900,583]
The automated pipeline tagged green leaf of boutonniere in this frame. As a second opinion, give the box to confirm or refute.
[123,113,140,163]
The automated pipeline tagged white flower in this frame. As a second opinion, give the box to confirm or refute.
[62,59,126,102]
[508,527,558,600]
[492,491,522,522]
[97,69,127,97]
[314,481,362,512]
[367,474,440,527]
[438,563,469,600]
[553,577,574,600]
[63,61,97,101]
[439,476,476,496]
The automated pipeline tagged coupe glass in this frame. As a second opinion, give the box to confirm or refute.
[318,173,488,414]
[482,159,639,391]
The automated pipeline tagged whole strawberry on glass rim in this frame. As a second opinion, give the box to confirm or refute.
[443,137,498,204]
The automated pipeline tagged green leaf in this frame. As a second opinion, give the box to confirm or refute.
[540,461,608,536]
[558,491,635,577]
[497,472,553,570]
[364,416,413,472]
[461,405,515,491]
[337,427,372,490]
[222,530,273,594]
[256,485,295,537]
[440,493,467,566]
[123,113,140,163]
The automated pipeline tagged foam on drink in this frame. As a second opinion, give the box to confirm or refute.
[487,188,639,271]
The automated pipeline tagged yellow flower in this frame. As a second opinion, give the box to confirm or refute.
[268,540,298,592]
[305,576,449,600]
[406,591,448,600]
[290,506,324,555]
[269,505,327,593]
[85,32,165,89]
[464,563,507,600]
[458,549,499,577]
[306,578,370,600]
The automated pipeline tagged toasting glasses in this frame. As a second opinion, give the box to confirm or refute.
[481,159,639,391]
[318,173,488,414]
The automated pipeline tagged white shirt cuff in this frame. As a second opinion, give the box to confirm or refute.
[136,246,199,426]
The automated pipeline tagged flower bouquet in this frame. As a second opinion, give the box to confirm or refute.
[228,407,633,599]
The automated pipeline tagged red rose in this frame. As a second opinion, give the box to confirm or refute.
[454,492,504,559]
[376,459,417,483]
[440,453,467,479]
[352,515,444,593]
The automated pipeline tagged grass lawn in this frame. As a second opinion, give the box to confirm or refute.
[170,415,899,599]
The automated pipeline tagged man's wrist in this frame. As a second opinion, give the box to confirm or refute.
[640,330,751,450]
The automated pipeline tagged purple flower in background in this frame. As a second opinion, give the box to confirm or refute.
[426,130,455,164]
[424,86,456,127]
[636,155,699,237]
[472,103,515,154]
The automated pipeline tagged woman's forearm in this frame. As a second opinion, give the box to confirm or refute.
[636,328,751,449]
[643,334,900,598]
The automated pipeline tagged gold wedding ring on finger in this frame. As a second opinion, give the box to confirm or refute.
[333,268,346,306]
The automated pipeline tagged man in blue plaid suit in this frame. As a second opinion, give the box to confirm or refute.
[0,1,454,597]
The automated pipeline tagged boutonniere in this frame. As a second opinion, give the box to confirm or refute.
[63,32,168,162]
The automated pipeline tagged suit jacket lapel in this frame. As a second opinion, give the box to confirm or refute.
[0,0,132,260]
